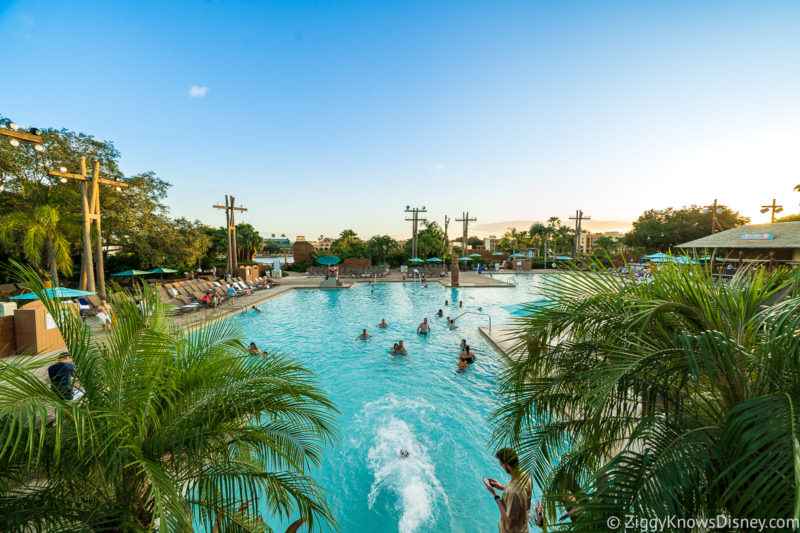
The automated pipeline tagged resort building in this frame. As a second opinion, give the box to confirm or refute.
[311,237,335,251]
[678,221,800,267]
[263,237,292,249]
[483,237,499,251]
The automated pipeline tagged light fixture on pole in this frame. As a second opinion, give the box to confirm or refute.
[48,157,130,298]
[760,199,783,223]
[1,120,44,149]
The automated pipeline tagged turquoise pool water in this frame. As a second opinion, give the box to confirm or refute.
[234,274,546,532]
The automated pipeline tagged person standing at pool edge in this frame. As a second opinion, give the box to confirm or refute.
[484,448,533,533]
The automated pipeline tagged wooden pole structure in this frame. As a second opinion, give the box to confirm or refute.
[569,209,591,258]
[703,199,725,234]
[213,196,247,277]
[48,157,129,298]
[404,206,427,258]
[760,199,784,223]
[450,253,459,286]
[78,157,95,293]
[455,211,477,257]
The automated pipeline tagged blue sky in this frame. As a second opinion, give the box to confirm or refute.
[2,1,799,239]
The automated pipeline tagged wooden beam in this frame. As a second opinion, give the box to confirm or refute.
[0,129,43,143]
[47,170,129,188]
[213,204,247,211]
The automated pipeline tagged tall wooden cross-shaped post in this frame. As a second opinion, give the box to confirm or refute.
[761,199,784,223]
[455,211,477,257]
[703,199,725,234]
[213,196,247,277]
[49,157,129,298]
[404,206,427,258]
[569,210,590,258]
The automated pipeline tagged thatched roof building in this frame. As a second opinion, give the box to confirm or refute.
[678,221,800,266]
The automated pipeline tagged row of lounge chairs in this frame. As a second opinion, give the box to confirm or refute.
[306,266,391,278]
[157,276,278,314]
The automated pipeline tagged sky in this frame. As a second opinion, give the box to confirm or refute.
[1,0,799,240]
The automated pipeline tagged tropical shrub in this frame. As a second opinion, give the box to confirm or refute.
[0,263,338,532]
[493,259,800,529]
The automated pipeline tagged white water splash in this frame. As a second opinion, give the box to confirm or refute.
[360,396,447,533]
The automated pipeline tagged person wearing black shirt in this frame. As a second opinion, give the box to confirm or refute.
[47,353,75,400]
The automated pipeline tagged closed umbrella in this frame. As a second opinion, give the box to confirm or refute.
[10,287,96,300]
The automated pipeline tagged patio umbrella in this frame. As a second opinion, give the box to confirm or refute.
[425,257,441,262]
[10,287,96,300]
[458,257,473,261]
[408,258,424,263]
[511,253,525,258]
[469,253,482,258]
[492,252,505,256]
[147,267,178,274]
[555,255,573,260]
[111,269,151,277]
[317,256,341,266]
[502,299,553,316]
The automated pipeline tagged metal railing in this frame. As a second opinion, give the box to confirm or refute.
[453,310,492,331]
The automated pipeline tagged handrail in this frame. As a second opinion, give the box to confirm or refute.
[453,310,492,331]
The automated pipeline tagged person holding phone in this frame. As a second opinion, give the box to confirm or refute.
[484,448,533,532]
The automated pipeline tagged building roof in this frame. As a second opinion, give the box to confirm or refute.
[678,221,800,249]
[264,238,291,243]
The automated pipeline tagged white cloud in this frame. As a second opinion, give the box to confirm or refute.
[189,85,209,98]
[431,164,445,173]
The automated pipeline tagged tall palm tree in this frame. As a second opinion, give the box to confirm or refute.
[492,259,800,528]
[0,262,338,532]
[0,204,73,285]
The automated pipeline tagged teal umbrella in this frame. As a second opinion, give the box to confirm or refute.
[492,252,505,256]
[111,269,151,276]
[425,257,441,262]
[510,253,525,258]
[147,267,178,274]
[408,258,424,263]
[469,253,482,258]
[555,255,573,260]
[458,257,473,261]
[10,287,96,300]
[317,256,341,266]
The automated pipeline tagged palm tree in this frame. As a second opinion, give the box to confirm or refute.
[0,204,74,285]
[0,262,338,532]
[492,259,800,527]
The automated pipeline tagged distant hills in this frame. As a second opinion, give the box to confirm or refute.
[470,220,633,238]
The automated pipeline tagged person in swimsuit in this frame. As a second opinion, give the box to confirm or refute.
[416,318,430,335]
[449,318,457,329]
[247,342,260,355]
[378,319,389,328]
[436,309,443,317]
[392,341,407,354]
[460,339,467,352]
[460,345,475,364]
[356,329,371,340]
[444,300,449,306]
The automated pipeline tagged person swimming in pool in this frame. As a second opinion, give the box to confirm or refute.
[460,345,475,364]
[449,318,457,329]
[459,300,464,308]
[391,341,408,355]
[444,300,449,306]
[378,319,389,328]
[399,448,410,457]
[247,342,260,355]
[417,318,430,335]
[460,339,467,352]
[356,329,371,340]
[436,309,443,317]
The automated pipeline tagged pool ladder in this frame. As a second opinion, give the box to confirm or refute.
[453,310,492,331]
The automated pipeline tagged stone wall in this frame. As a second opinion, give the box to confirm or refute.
[292,241,315,263]
[342,257,372,267]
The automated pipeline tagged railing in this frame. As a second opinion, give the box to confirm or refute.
[453,310,492,331]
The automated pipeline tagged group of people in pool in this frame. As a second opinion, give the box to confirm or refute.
[354,299,478,365]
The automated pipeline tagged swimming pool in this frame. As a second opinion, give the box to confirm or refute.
[234,274,547,532]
